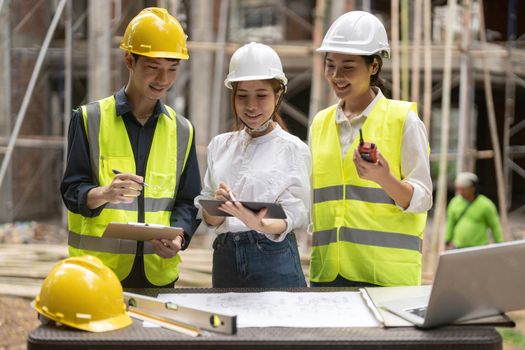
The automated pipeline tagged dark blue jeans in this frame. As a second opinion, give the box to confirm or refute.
[212,231,307,288]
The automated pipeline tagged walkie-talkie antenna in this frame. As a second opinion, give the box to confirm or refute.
[359,129,364,145]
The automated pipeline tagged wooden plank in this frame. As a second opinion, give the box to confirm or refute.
[0,268,51,278]
[0,136,64,149]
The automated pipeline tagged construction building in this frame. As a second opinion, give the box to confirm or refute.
[0,0,524,251]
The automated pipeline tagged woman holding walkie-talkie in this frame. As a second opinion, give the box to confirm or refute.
[309,11,432,287]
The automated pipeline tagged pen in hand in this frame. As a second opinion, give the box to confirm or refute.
[228,191,237,201]
[112,169,149,187]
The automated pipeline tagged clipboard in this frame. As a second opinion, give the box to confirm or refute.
[103,222,184,241]
[199,199,287,219]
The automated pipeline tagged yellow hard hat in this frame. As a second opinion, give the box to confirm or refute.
[119,7,189,60]
[33,255,132,332]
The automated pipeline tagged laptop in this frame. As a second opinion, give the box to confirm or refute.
[381,239,525,328]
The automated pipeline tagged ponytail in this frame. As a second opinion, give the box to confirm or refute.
[364,54,389,98]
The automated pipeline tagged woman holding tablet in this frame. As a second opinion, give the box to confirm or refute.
[195,42,310,288]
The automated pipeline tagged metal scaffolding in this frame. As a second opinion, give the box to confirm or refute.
[0,0,523,270]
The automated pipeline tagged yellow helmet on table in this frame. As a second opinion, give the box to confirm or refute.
[120,7,189,60]
[33,255,131,332]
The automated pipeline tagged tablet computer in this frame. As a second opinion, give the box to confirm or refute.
[199,199,287,219]
[103,222,184,241]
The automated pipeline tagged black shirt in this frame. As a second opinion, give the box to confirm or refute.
[60,87,201,287]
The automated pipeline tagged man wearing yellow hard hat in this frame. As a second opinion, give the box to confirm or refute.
[60,8,201,288]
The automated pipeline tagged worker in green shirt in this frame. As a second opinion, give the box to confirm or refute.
[445,172,503,249]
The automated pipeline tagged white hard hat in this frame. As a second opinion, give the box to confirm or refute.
[225,42,287,89]
[455,172,479,188]
[317,11,390,58]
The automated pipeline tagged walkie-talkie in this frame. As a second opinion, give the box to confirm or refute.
[358,129,377,163]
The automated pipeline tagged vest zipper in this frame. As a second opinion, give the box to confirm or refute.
[137,185,145,258]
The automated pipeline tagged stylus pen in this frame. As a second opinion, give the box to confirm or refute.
[228,191,237,201]
[112,169,149,187]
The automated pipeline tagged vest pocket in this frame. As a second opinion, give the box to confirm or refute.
[147,171,176,197]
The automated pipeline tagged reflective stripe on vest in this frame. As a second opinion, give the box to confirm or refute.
[68,96,192,286]
[313,184,394,205]
[312,227,422,252]
[309,97,427,286]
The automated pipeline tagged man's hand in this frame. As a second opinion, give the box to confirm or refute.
[103,172,144,204]
[86,172,144,209]
[151,235,183,259]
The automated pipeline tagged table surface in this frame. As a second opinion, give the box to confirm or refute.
[27,288,503,350]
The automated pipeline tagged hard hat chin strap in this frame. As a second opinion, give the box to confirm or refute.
[245,118,273,132]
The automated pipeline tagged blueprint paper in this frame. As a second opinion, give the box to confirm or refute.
[157,291,379,328]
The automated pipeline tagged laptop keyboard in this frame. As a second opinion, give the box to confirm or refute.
[406,306,427,319]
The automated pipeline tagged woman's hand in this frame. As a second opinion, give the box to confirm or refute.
[214,182,236,201]
[218,201,268,232]
[353,148,390,185]
[203,182,235,226]
[353,147,414,209]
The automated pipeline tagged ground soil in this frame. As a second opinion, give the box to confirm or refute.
[0,296,40,350]
[1,214,524,349]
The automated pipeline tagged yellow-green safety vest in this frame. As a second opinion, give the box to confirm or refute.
[67,96,193,286]
[309,97,427,286]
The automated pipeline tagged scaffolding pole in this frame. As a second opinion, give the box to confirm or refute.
[410,0,422,103]
[503,0,517,210]
[391,0,400,99]
[308,0,327,123]
[430,0,457,272]
[209,0,229,138]
[478,0,510,240]
[0,0,67,192]
[457,0,474,173]
[189,0,213,145]
[87,0,111,101]
[62,0,73,227]
[422,0,432,131]
[400,0,409,101]
[0,0,13,223]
